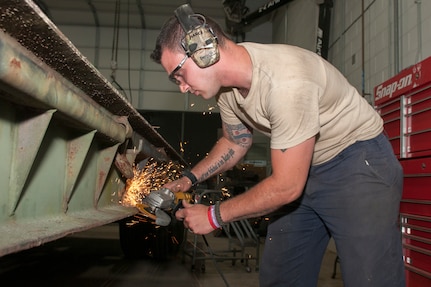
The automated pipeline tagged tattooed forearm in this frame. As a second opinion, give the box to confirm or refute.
[224,123,252,148]
[200,148,235,180]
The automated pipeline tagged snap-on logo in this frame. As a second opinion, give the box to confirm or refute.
[375,73,413,101]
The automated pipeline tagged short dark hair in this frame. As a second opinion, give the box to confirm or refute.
[150,14,228,64]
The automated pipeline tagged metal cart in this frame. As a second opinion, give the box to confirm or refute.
[181,189,260,273]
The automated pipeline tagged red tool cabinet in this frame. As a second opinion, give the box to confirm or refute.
[374,56,431,287]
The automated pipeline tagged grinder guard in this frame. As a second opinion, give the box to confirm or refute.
[137,188,193,226]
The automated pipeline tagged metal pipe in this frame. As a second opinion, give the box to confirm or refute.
[0,0,185,165]
[394,0,400,74]
[0,30,129,144]
[415,0,423,63]
[87,0,101,68]
[397,0,404,71]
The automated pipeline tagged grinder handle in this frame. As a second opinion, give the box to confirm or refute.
[172,192,194,216]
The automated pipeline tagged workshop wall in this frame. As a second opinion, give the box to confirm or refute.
[58,20,272,113]
[50,0,431,167]
[57,0,431,111]
[328,0,431,104]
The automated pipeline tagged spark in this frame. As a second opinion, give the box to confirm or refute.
[120,158,184,208]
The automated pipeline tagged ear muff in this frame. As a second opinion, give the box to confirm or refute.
[175,4,220,68]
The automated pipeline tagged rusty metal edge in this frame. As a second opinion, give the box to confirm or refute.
[0,0,186,166]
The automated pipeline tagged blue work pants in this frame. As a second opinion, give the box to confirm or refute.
[259,133,406,287]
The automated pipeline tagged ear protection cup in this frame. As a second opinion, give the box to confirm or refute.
[175,4,220,68]
[183,25,219,68]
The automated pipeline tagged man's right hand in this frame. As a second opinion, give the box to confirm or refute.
[162,176,193,193]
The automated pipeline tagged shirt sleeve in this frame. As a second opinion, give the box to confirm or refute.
[217,91,243,126]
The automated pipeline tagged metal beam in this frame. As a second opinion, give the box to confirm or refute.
[0,30,129,144]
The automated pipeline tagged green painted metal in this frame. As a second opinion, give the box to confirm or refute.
[63,130,97,212]
[0,41,136,256]
[0,6,183,257]
[0,93,138,256]
[0,31,129,144]
[9,109,56,216]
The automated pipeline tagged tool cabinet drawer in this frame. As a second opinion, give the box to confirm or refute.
[399,157,431,286]
[401,213,431,286]
[375,56,431,287]
[400,158,431,202]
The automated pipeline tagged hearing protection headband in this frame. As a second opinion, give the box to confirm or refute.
[174,4,220,68]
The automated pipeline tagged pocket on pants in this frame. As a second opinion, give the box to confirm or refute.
[360,144,403,188]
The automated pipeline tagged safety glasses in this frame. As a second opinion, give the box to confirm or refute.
[168,54,189,85]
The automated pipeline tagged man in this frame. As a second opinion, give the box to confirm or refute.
[151,4,405,287]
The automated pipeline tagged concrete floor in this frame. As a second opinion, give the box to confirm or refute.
[0,223,344,287]
[180,231,344,287]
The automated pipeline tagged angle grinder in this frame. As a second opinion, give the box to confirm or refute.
[136,188,194,226]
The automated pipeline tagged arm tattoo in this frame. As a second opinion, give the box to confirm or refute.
[224,123,252,148]
[200,148,235,180]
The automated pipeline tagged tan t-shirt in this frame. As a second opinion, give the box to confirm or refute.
[217,43,383,165]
